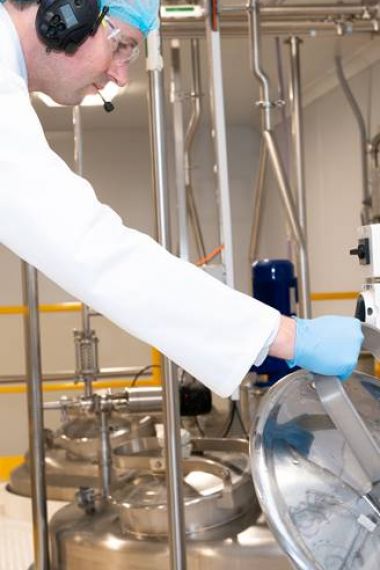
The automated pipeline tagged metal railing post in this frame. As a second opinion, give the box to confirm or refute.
[146,29,187,570]
[22,262,50,570]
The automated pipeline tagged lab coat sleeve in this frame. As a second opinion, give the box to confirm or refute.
[0,72,281,398]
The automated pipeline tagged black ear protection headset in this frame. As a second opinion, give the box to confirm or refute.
[36,0,109,54]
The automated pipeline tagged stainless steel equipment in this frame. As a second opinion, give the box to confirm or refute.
[49,435,268,569]
[251,324,380,570]
[10,413,156,501]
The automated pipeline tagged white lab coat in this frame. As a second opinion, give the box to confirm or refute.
[0,5,280,397]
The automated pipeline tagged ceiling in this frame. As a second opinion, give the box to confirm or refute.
[32,1,380,133]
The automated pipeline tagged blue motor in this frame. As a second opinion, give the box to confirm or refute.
[251,259,298,384]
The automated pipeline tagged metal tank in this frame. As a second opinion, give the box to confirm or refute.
[251,333,380,570]
[10,383,213,502]
[10,412,156,501]
[48,434,286,570]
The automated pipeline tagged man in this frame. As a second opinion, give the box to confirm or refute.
[0,0,363,397]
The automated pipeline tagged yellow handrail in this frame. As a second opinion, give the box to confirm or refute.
[0,302,82,315]
[0,377,159,395]
[311,292,358,301]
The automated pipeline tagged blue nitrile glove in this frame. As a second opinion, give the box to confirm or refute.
[286,316,364,381]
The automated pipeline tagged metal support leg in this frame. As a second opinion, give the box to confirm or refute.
[22,262,50,570]
[288,37,311,317]
[146,30,187,570]
[205,7,235,287]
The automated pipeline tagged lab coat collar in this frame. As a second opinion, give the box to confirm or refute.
[0,3,28,84]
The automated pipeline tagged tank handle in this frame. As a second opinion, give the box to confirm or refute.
[315,323,380,494]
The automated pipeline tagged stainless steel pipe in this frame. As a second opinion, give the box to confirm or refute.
[146,30,187,570]
[205,6,235,287]
[22,262,50,570]
[185,39,207,260]
[161,19,378,38]
[98,406,112,499]
[73,106,97,396]
[248,139,267,265]
[170,40,190,261]
[288,37,312,317]
[248,0,308,314]
[263,130,307,251]
[335,55,371,224]
[126,386,163,413]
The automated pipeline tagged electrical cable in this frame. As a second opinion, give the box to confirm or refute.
[234,403,249,439]
[130,364,160,387]
[221,401,237,438]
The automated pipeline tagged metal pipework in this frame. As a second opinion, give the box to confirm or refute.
[288,37,312,317]
[146,30,187,570]
[248,0,273,131]
[248,1,309,311]
[22,262,50,570]
[205,1,235,287]
[161,19,379,38]
[97,400,113,499]
[170,39,190,261]
[335,56,371,224]
[43,387,164,414]
[185,39,207,260]
[263,130,307,254]
[248,139,268,265]
[73,106,99,396]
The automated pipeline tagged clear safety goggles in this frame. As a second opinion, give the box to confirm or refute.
[103,16,140,67]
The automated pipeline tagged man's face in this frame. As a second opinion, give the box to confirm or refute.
[37,17,143,106]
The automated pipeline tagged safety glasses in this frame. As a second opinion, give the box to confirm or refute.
[104,16,140,67]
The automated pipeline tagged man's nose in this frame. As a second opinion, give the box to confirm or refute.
[108,62,129,87]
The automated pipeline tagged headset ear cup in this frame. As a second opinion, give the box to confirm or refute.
[36,0,101,53]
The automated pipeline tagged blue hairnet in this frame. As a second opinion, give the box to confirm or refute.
[100,0,160,36]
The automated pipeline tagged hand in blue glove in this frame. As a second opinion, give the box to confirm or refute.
[286,316,364,381]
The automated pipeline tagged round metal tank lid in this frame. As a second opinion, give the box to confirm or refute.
[250,370,380,570]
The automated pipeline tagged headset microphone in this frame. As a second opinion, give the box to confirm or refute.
[97,90,115,112]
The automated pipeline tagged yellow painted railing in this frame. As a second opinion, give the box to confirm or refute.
[0,376,159,395]
[310,292,358,302]
[0,455,24,481]
[0,302,82,315]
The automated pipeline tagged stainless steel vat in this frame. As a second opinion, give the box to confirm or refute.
[49,502,291,570]
[252,369,380,570]
[49,436,278,569]
[10,414,155,501]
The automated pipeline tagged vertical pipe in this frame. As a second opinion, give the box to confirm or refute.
[185,39,207,259]
[73,106,94,396]
[288,37,311,317]
[335,56,370,224]
[247,0,272,131]
[99,404,112,499]
[22,262,50,570]
[170,39,190,260]
[205,3,235,287]
[146,30,187,570]
[248,138,268,265]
